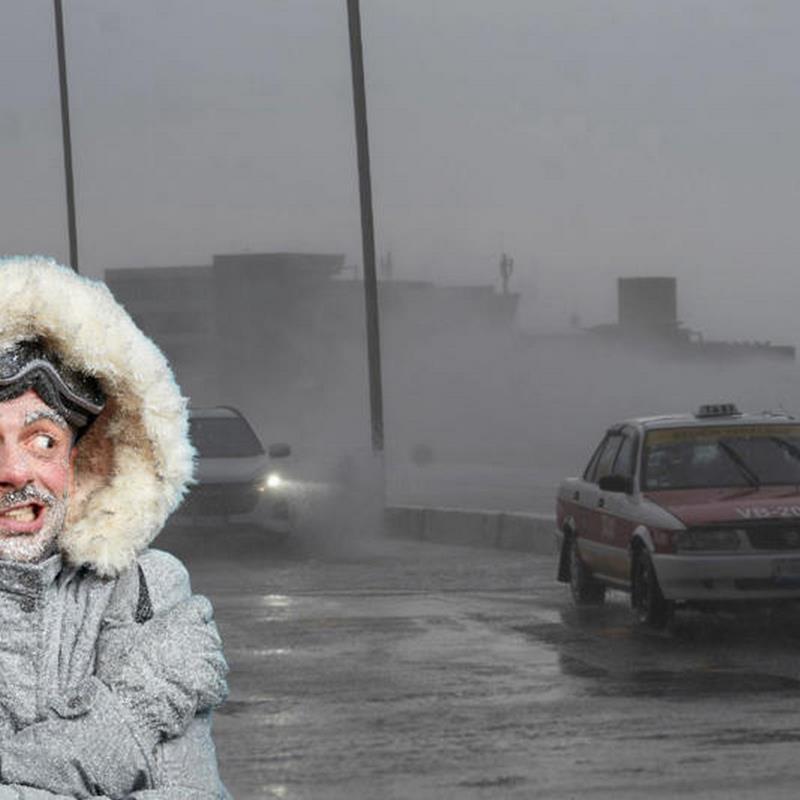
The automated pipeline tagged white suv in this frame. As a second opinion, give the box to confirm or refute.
[178,406,293,537]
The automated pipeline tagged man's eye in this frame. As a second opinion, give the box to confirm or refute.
[33,434,57,451]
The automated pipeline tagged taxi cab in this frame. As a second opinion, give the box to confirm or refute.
[556,404,800,627]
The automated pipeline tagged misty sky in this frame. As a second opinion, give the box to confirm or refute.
[2,1,800,346]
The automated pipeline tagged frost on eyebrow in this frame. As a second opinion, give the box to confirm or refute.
[24,409,69,430]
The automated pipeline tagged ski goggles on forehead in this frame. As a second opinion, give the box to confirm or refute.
[0,340,106,431]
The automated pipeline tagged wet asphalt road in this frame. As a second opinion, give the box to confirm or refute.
[161,526,800,800]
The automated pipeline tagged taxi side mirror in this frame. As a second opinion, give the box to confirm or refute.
[598,474,633,494]
[268,443,291,458]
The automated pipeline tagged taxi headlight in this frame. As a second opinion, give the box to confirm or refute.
[674,528,743,552]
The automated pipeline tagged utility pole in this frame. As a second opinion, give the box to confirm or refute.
[53,0,79,273]
[347,0,384,454]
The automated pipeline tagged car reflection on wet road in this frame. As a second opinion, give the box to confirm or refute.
[164,528,800,799]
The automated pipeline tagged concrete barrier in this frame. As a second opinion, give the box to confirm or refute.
[385,505,556,555]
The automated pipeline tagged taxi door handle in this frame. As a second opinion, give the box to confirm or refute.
[597,497,605,508]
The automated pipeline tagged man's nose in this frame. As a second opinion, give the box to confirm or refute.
[0,443,34,488]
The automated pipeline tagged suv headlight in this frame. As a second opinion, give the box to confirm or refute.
[259,472,284,492]
[674,528,743,552]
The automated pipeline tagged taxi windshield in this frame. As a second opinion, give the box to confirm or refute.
[642,425,800,490]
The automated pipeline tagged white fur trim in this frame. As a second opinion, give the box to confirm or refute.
[0,256,195,576]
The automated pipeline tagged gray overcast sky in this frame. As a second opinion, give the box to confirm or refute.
[2,1,800,345]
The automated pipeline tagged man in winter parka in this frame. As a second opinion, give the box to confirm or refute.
[0,257,230,799]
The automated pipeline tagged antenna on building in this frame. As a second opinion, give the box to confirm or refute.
[499,252,514,294]
[380,250,393,281]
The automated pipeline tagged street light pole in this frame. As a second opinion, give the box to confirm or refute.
[347,0,384,454]
[53,0,79,273]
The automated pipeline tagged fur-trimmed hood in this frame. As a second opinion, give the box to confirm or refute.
[0,256,194,576]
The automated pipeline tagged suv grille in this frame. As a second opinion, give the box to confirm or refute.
[183,482,260,515]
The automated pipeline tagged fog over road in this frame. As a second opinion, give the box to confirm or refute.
[163,528,800,800]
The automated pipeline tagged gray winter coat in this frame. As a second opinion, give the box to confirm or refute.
[0,549,229,799]
[0,258,231,797]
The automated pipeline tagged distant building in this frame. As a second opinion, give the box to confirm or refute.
[588,275,794,360]
[105,252,520,410]
[617,276,678,335]
[104,265,216,397]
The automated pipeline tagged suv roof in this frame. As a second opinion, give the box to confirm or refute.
[189,406,244,420]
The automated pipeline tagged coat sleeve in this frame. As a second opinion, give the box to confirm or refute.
[0,551,229,799]
[0,788,77,799]
[0,715,228,800]
[127,712,232,800]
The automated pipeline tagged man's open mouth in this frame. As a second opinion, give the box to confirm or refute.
[0,504,43,526]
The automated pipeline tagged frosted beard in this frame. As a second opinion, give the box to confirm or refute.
[0,485,67,563]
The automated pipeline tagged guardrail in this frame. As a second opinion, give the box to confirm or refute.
[385,505,556,554]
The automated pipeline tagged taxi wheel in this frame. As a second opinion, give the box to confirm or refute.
[632,549,672,629]
[569,537,606,605]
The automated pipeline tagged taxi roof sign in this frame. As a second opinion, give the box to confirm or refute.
[695,403,741,418]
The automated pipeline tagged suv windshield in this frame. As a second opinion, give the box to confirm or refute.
[189,416,264,458]
[642,424,800,490]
